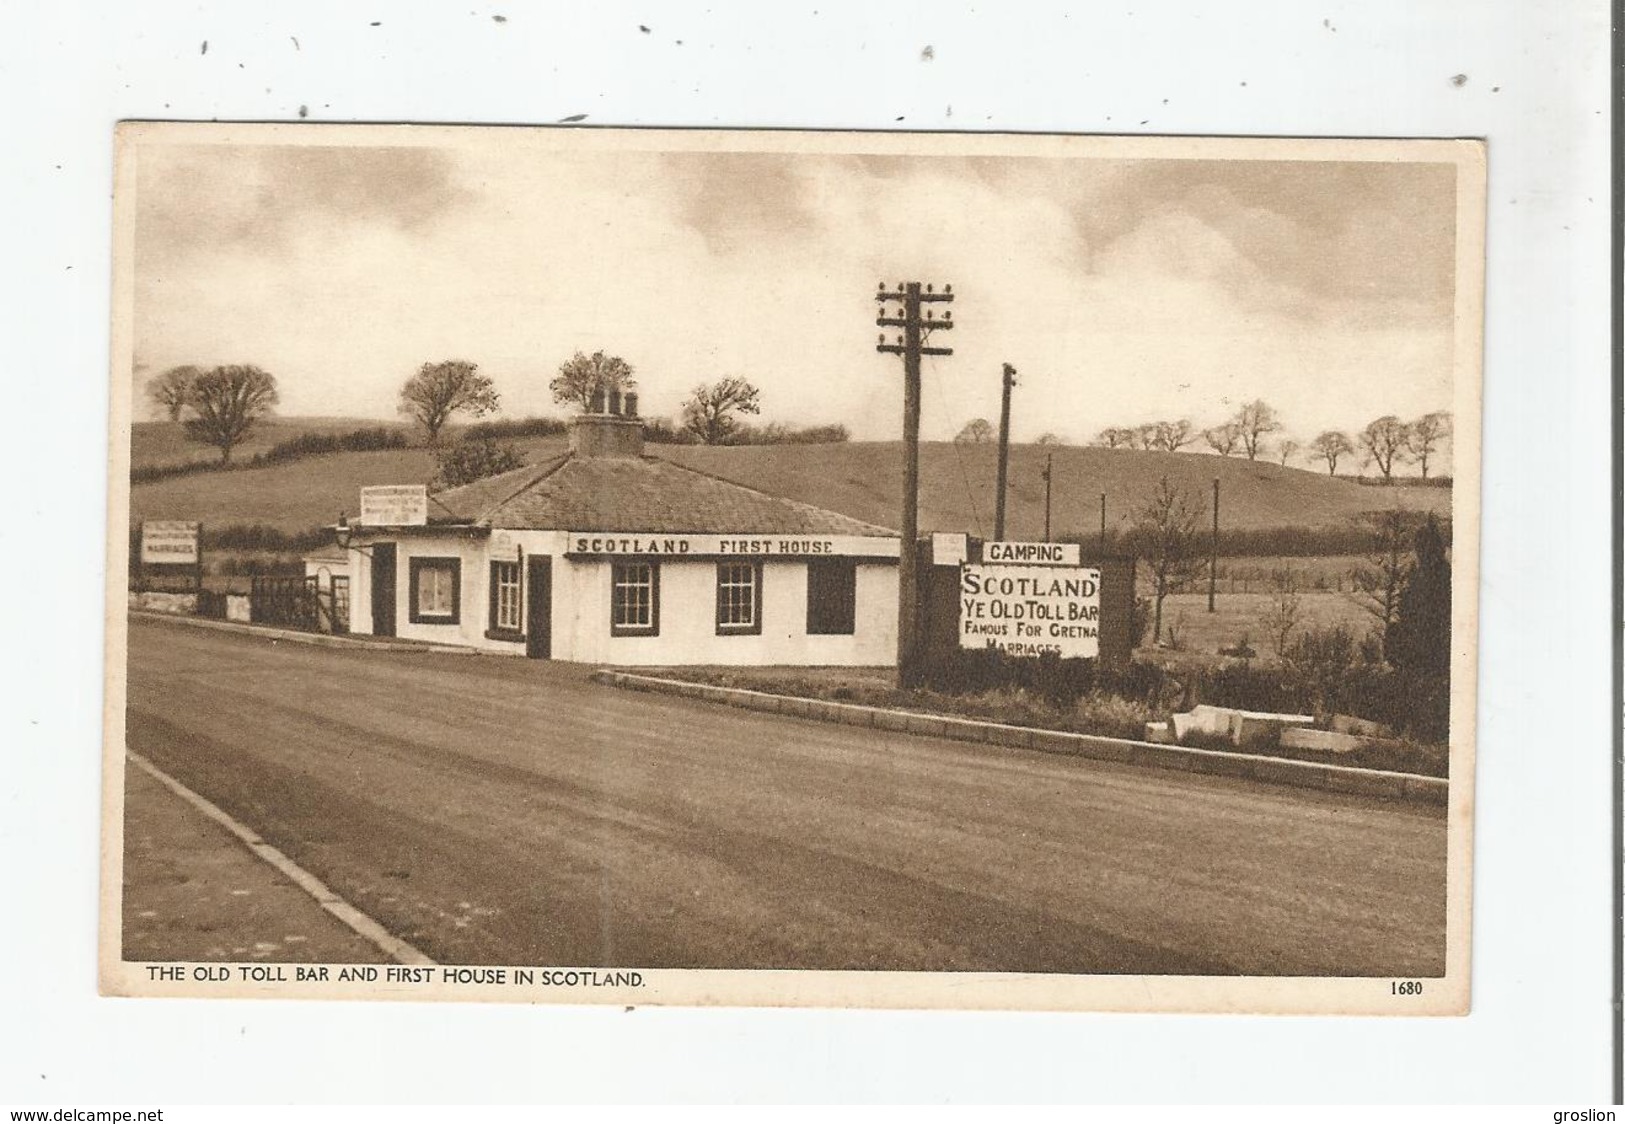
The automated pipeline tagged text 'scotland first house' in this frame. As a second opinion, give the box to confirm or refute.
[331,402,901,666]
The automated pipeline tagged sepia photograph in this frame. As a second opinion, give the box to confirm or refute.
[101,123,1484,1013]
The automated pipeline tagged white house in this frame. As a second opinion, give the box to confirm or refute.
[331,405,900,666]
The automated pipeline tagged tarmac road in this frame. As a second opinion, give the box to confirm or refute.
[123,616,1449,975]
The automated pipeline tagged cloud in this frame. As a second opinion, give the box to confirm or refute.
[137,145,467,270]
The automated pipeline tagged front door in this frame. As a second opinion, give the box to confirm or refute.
[371,543,397,637]
[526,555,551,659]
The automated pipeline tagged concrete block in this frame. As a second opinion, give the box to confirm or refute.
[1144,721,1174,744]
[1403,776,1450,805]
[1322,768,1407,800]
[1280,728,1367,754]
[225,594,251,622]
[1069,735,1135,763]
[1249,757,1327,789]
[1030,729,1082,756]
[1331,713,1395,738]
[1230,710,1317,748]
[905,713,950,739]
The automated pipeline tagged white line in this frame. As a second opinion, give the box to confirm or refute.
[127,751,435,966]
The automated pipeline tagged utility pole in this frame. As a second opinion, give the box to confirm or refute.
[1099,492,1107,555]
[993,362,1017,541]
[1208,475,1220,613]
[877,281,954,688]
[1040,453,1053,541]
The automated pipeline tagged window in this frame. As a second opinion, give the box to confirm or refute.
[489,560,522,636]
[408,557,461,624]
[715,562,763,635]
[806,559,857,635]
[611,561,659,636]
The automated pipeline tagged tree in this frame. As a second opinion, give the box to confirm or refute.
[1350,508,1423,643]
[1153,418,1195,452]
[432,436,527,490]
[955,418,996,445]
[1263,572,1304,659]
[1203,421,1241,457]
[183,364,279,464]
[1406,410,1452,479]
[550,350,637,411]
[398,359,499,445]
[682,377,762,444]
[1034,432,1066,446]
[1276,438,1301,467]
[1131,476,1209,645]
[1309,430,1355,476]
[1386,513,1452,681]
[1092,426,1136,449]
[1232,399,1282,461]
[1360,415,1410,482]
[146,365,198,422]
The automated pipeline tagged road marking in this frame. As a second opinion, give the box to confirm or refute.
[127,751,435,966]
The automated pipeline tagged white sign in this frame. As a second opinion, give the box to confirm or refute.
[490,531,521,562]
[983,540,1081,566]
[959,564,1101,658]
[566,533,899,559]
[359,485,428,526]
[140,520,199,565]
[931,532,968,566]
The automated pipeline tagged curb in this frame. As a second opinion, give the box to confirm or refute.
[592,670,1449,809]
[129,610,476,654]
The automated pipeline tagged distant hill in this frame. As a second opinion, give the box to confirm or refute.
[656,442,1451,539]
[128,421,1449,540]
[132,418,415,472]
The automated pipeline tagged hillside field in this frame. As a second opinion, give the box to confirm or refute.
[132,418,417,472]
[128,420,1450,539]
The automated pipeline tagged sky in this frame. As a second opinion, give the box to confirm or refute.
[130,136,1459,454]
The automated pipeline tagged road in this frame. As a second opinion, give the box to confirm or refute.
[123,616,1449,975]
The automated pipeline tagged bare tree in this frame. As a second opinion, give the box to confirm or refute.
[1233,399,1282,461]
[682,377,762,444]
[1203,421,1241,457]
[550,350,637,411]
[1034,432,1066,446]
[1131,476,1209,645]
[145,365,199,422]
[398,359,499,445]
[955,418,996,445]
[1360,415,1411,483]
[1276,438,1301,467]
[1092,426,1136,449]
[1263,571,1304,659]
[1309,430,1355,476]
[1406,410,1452,479]
[1153,418,1196,452]
[183,364,279,464]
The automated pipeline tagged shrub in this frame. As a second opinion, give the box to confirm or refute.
[433,437,527,489]
[462,416,568,442]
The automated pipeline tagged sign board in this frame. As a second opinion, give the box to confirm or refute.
[959,564,1101,658]
[359,485,428,526]
[983,540,1081,567]
[490,531,521,562]
[140,520,200,565]
[931,531,968,566]
[566,533,899,559]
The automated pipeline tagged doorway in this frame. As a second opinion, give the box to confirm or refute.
[371,543,396,637]
[526,555,551,659]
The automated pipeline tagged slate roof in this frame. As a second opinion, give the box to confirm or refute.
[433,452,897,537]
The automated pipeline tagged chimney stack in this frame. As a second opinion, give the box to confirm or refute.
[569,383,644,458]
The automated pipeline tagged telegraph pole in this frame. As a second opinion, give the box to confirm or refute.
[1040,453,1053,541]
[877,281,954,688]
[1208,476,1220,613]
[993,363,1017,541]
[1099,492,1107,555]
